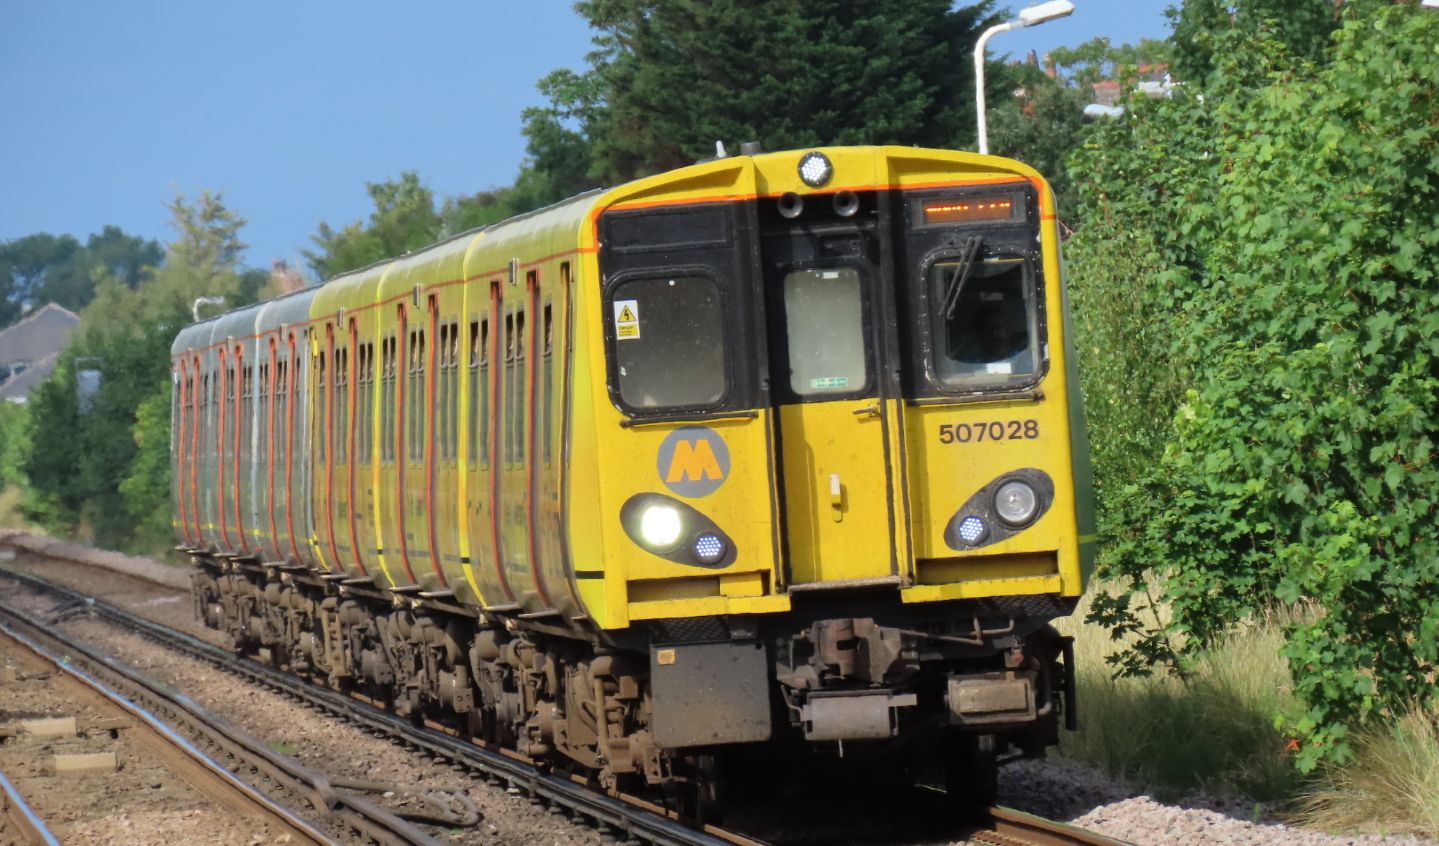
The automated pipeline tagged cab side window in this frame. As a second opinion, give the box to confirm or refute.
[610,275,726,410]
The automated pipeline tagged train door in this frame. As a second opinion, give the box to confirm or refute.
[341,319,372,577]
[763,210,910,588]
[379,315,415,585]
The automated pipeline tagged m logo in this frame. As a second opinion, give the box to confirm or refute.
[656,427,730,498]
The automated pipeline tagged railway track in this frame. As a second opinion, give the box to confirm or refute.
[0,555,1129,846]
[966,806,1131,846]
[0,589,443,846]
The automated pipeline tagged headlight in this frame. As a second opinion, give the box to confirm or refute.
[993,480,1039,526]
[638,504,684,551]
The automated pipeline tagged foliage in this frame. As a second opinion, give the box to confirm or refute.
[0,227,162,323]
[24,192,254,553]
[0,401,33,530]
[119,389,174,552]
[1049,36,1172,88]
[1167,0,1340,85]
[307,172,443,279]
[1073,1,1439,768]
[532,0,1000,185]
[988,35,1173,223]
[306,172,534,279]
[986,67,1088,221]
[0,401,30,490]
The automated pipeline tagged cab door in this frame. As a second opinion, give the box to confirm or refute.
[764,221,908,587]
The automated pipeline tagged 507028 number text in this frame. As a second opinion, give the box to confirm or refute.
[937,420,1039,444]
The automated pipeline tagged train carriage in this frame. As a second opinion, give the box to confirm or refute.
[173,145,1094,817]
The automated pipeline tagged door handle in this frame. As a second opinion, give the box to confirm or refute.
[852,403,880,418]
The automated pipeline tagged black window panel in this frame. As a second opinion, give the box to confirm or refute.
[598,202,760,417]
[613,275,727,410]
[606,206,731,253]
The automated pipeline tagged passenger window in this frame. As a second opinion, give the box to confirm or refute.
[927,254,1039,387]
[781,268,867,397]
[612,275,726,410]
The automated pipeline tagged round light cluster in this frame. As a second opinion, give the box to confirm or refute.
[798,152,833,188]
[693,533,727,565]
[994,480,1039,526]
[958,515,989,545]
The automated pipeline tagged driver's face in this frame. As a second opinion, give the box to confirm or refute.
[979,311,1009,357]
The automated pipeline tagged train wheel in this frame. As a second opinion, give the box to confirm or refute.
[943,731,997,822]
[672,753,722,827]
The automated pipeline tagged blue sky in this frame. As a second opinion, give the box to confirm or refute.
[0,1,1173,274]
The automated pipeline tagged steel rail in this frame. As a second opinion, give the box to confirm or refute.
[0,563,1130,846]
[0,617,334,846]
[0,767,61,846]
[0,590,442,846]
[973,806,1133,846]
[0,566,759,846]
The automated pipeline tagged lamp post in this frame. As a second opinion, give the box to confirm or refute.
[192,296,226,323]
[974,0,1076,155]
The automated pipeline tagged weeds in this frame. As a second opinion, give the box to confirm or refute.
[1057,587,1302,802]
[1300,706,1439,839]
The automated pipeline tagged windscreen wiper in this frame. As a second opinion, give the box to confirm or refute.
[941,237,982,321]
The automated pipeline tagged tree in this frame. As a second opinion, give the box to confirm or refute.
[531,0,999,186]
[25,191,255,553]
[308,172,443,279]
[1069,0,1439,768]
[1049,37,1172,88]
[0,233,80,324]
[1168,0,1340,84]
[986,67,1088,222]
[0,227,163,322]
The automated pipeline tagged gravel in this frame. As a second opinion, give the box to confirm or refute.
[7,539,1439,846]
[995,758,1439,846]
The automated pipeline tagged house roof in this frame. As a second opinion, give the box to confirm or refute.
[0,351,60,402]
[0,303,80,367]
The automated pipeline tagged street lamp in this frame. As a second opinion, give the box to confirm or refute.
[192,296,226,323]
[974,0,1076,155]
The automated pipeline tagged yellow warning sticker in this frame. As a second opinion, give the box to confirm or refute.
[613,299,640,341]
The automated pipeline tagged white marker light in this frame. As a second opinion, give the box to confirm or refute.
[958,516,989,545]
[693,533,727,565]
[798,152,833,188]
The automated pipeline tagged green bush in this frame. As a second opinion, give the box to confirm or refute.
[1076,4,1439,768]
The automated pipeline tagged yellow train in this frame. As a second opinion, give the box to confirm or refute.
[171,145,1094,817]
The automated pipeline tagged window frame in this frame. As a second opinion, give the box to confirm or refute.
[913,243,1047,396]
[767,258,878,405]
[602,264,736,417]
[902,184,1049,401]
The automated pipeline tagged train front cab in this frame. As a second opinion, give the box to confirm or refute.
[577,147,1094,791]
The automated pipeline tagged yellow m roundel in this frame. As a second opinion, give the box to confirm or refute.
[656,427,730,498]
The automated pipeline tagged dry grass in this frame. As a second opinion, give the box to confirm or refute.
[1059,583,1439,840]
[1300,706,1439,839]
[1055,585,1302,802]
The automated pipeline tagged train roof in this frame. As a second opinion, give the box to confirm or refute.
[174,146,1050,341]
